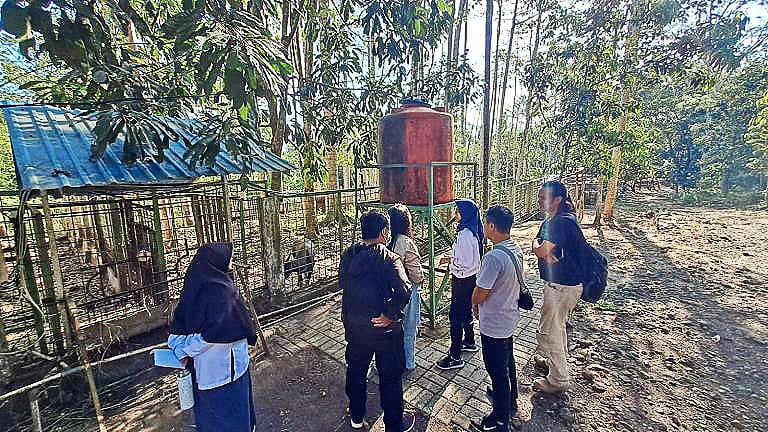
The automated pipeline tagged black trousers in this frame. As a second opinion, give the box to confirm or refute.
[345,332,405,432]
[481,333,518,424]
[449,274,476,358]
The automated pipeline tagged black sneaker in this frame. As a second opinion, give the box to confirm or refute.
[485,387,519,418]
[461,342,480,352]
[402,411,416,432]
[435,356,465,370]
[470,416,508,431]
[350,417,368,429]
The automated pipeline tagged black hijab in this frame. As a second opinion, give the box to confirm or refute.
[170,242,257,345]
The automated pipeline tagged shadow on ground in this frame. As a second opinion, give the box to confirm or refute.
[252,346,430,432]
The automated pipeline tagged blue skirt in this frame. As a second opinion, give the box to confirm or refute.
[191,367,257,432]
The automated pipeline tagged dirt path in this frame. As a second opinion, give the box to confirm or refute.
[511,191,768,432]
[5,190,766,432]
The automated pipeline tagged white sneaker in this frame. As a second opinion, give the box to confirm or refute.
[350,418,369,429]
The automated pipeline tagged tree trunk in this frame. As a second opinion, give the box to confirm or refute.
[489,0,504,140]
[326,146,340,218]
[268,95,286,192]
[299,0,320,240]
[497,0,519,133]
[719,169,729,195]
[602,146,621,221]
[453,0,468,63]
[517,11,541,183]
[269,0,293,192]
[603,0,640,222]
[480,0,494,208]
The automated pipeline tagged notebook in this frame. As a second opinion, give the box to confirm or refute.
[153,349,185,369]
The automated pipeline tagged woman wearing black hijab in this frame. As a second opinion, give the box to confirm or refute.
[168,242,257,431]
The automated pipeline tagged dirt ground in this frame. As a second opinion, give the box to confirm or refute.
[4,190,766,432]
[509,191,768,432]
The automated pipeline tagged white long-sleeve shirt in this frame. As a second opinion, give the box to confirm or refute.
[449,228,481,278]
[167,334,249,390]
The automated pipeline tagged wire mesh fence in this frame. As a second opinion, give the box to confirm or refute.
[0,168,592,357]
[0,166,599,432]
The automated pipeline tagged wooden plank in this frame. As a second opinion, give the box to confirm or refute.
[31,209,65,354]
[221,175,234,242]
[20,211,48,354]
[29,389,42,432]
[65,299,107,432]
[41,192,72,349]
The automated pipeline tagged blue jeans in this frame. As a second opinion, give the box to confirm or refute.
[403,282,421,370]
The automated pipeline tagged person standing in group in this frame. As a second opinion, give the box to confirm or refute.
[469,205,522,432]
[340,210,415,432]
[388,204,424,372]
[167,242,258,432]
[531,180,584,393]
[436,199,484,370]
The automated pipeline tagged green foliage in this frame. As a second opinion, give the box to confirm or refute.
[1,0,289,167]
[0,115,16,190]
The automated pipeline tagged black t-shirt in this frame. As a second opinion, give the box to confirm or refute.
[536,214,583,286]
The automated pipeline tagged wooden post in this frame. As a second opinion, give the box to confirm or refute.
[221,175,234,242]
[234,267,270,357]
[158,199,175,247]
[151,196,168,301]
[577,172,586,222]
[41,192,72,349]
[593,176,605,226]
[0,313,10,385]
[20,212,49,354]
[337,188,343,258]
[239,179,248,262]
[123,201,141,289]
[257,194,285,296]
[0,244,8,283]
[29,388,43,432]
[65,299,107,432]
[31,210,65,354]
[191,196,205,244]
[109,203,129,292]
[603,146,622,221]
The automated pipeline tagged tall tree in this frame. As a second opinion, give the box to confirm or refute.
[481,0,494,207]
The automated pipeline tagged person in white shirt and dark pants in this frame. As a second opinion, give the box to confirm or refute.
[168,243,258,432]
[437,199,483,370]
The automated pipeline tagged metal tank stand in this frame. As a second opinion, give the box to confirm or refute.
[353,162,478,328]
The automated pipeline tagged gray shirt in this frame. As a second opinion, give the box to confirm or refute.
[476,239,522,339]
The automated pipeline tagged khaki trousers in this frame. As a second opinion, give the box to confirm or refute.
[536,281,582,386]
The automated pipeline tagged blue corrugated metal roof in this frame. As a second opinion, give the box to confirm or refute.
[2,103,295,192]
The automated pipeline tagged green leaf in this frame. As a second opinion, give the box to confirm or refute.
[238,104,249,124]
[270,58,294,76]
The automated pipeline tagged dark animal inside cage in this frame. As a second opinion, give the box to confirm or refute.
[283,238,315,287]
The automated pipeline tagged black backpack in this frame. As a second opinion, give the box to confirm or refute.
[560,214,608,303]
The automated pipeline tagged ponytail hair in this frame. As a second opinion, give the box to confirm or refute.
[542,180,576,215]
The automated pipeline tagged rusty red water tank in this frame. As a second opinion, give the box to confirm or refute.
[378,101,453,206]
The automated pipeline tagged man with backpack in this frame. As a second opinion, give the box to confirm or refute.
[532,180,607,394]
[469,205,522,432]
